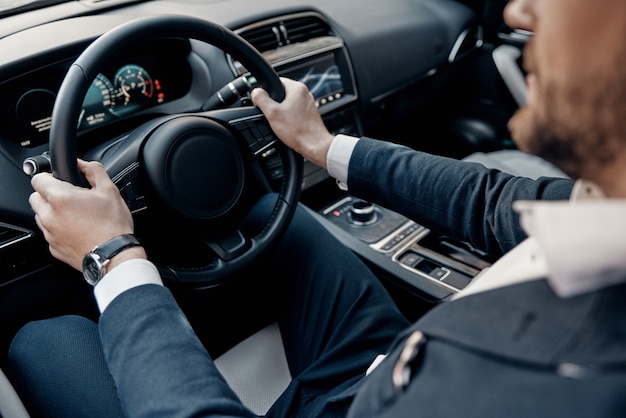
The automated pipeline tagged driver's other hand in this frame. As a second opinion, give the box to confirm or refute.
[29,159,142,271]
[251,77,335,169]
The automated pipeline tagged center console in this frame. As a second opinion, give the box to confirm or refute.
[319,196,494,299]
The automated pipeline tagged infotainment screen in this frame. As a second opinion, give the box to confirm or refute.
[280,53,343,106]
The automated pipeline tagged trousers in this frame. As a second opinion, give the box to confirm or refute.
[9,194,410,417]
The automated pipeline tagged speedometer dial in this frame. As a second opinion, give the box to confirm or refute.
[114,64,154,114]
[78,73,116,130]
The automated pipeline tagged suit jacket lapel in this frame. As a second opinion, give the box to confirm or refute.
[412,279,626,368]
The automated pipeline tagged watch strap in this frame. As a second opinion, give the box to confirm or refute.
[93,234,142,261]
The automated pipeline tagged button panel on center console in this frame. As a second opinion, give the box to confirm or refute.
[321,196,492,293]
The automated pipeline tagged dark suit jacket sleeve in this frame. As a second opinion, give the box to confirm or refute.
[98,284,256,418]
[347,137,575,256]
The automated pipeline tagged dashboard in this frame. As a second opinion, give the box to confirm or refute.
[0,0,518,363]
[0,0,498,291]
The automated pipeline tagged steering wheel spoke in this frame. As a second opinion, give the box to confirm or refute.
[201,224,251,261]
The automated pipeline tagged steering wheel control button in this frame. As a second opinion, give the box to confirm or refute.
[233,118,277,156]
[115,167,146,213]
[22,152,51,176]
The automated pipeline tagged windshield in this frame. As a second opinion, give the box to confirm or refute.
[0,0,71,15]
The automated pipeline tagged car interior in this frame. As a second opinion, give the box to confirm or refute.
[0,0,553,415]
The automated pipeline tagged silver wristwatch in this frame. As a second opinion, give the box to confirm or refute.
[82,234,142,286]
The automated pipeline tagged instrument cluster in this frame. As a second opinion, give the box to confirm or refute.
[78,63,163,131]
[0,39,191,148]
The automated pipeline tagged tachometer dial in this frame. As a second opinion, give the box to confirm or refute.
[114,64,154,114]
[78,73,117,129]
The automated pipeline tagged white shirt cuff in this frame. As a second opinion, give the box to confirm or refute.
[327,134,359,190]
[94,258,163,313]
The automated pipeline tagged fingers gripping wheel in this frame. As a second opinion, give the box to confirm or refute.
[49,15,303,287]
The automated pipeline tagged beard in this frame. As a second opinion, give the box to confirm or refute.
[508,41,626,180]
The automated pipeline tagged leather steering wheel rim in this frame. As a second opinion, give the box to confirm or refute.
[48,15,303,288]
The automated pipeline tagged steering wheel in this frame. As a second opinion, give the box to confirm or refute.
[48,15,303,288]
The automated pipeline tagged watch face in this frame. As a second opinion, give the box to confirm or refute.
[82,253,104,286]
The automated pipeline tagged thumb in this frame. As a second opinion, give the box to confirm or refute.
[250,87,275,112]
[78,159,110,189]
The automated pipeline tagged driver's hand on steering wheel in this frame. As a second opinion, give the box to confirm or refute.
[29,159,147,272]
[251,77,335,169]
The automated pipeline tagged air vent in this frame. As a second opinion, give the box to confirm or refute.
[237,14,333,53]
[0,222,48,285]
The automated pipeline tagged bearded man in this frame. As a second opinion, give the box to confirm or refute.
[11,0,626,416]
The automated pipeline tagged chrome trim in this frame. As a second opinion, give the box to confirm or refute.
[448,25,483,63]
[396,261,460,293]
[369,221,427,254]
[392,237,481,278]
[110,161,139,184]
[0,223,34,250]
[389,232,482,293]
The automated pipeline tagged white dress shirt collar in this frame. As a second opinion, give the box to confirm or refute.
[460,180,626,299]
[513,180,626,297]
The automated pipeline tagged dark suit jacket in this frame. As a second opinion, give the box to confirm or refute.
[99,284,258,417]
[99,138,603,417]
[348,137,573,256]
[349,279,626,417]
[100,280,626,417]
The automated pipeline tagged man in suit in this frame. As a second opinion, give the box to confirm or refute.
[10,0,626,416]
